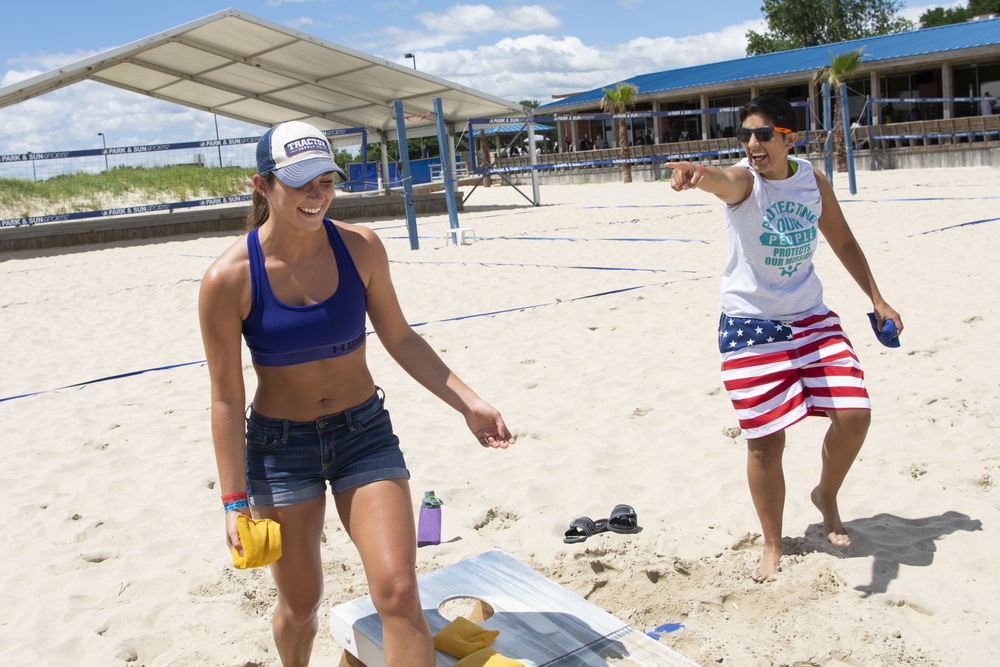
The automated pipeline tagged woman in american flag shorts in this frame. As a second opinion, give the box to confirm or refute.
[667,95,902,582]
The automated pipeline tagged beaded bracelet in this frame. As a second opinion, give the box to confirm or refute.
[223,499,249,512]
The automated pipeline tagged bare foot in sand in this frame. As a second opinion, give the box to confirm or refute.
[753,544,782,583]
[811,486,851,547]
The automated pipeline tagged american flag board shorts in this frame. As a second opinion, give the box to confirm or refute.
[719,310,870,439]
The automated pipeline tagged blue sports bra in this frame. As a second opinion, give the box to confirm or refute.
[242,218,367,367]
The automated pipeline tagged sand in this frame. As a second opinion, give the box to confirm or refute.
[2,167,998,666]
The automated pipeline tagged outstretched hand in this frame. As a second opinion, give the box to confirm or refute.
[463,398,516,449]
[666,161,702,191]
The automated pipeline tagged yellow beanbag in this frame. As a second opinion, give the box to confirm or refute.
[453,647,524,667]
[230,514,282,569]
[433,616,499,657]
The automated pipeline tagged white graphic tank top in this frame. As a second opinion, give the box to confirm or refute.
[720,156,825,320]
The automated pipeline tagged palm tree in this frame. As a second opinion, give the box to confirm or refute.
[601,83,638,183]
[814,48,863,172]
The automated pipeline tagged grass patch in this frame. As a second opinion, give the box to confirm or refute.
[0,165,255,218]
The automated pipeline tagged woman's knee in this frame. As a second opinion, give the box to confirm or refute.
[370,570,421,618]
[276,591,323,626]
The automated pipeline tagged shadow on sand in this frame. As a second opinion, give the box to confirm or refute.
[784,510,982,596]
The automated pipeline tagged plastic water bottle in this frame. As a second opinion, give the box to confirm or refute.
[417,491,443,546]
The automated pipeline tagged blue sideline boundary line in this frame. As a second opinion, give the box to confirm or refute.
[912,216,1000,235]
[405,279,682,327]
[1,276,703,404]
[386,234,710,243]
[842,195,1000,203]
[579,203,710,209]
[390,260,696,274]
[0,360,205,404]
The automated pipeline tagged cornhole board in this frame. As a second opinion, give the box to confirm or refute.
[329,549,700,666]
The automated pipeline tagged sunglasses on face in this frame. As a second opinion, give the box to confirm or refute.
[735,126,792,143]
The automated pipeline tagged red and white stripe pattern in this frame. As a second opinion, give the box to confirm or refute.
[720,310,870,439]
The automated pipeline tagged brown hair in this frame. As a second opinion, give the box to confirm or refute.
[245,172,275,231]
[739,95,797,131]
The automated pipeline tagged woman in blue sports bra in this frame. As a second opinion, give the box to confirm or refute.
[199,121,516,666]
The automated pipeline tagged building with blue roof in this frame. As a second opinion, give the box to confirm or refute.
[539,16,1000,147]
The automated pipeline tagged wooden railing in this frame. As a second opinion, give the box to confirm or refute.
[860,116,1000,149]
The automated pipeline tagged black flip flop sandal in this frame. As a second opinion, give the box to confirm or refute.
[563,516,609,543]
[607,504,638,534]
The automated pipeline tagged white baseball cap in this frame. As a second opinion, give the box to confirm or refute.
[256,120,347,187]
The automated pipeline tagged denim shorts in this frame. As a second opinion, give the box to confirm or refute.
[245,388,410,507]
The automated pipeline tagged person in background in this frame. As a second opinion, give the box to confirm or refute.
[981,93,995,116]
[882,104,895,124]
[666,95,901,583]
[199,120,516,666]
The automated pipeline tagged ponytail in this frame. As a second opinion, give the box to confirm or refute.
[245,173,275,231]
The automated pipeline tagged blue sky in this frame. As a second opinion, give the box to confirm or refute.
[0,1,951,153]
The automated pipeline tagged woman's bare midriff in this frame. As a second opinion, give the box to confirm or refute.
[251,346,377,422]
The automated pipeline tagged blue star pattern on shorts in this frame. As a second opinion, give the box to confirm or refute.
[718,315,794,353]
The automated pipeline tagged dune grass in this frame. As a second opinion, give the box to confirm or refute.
[0,165,256,218]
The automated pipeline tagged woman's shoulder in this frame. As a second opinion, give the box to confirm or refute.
[202,233,251,289]
[330,218,377,241]
[331,219,383,254]
[330,219,388,275]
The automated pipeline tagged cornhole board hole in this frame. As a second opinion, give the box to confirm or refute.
[330,549,700,666]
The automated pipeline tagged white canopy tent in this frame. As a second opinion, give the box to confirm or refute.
[0,8,525,142]
[0,9,542,248]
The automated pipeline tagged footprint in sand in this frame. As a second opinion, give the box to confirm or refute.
[973,473,992,490]
[72,520,106,543]
[473,507,520,532]
[728,533,760,551]
[82,439,110,451]
[80,551,119,564]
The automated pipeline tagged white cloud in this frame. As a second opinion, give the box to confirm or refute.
[0,76,259,154]
[899,1,966,23]
[410,20,762,103]
[415,4,561,34]
[287,16,324,30]
[359,5,562,53]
